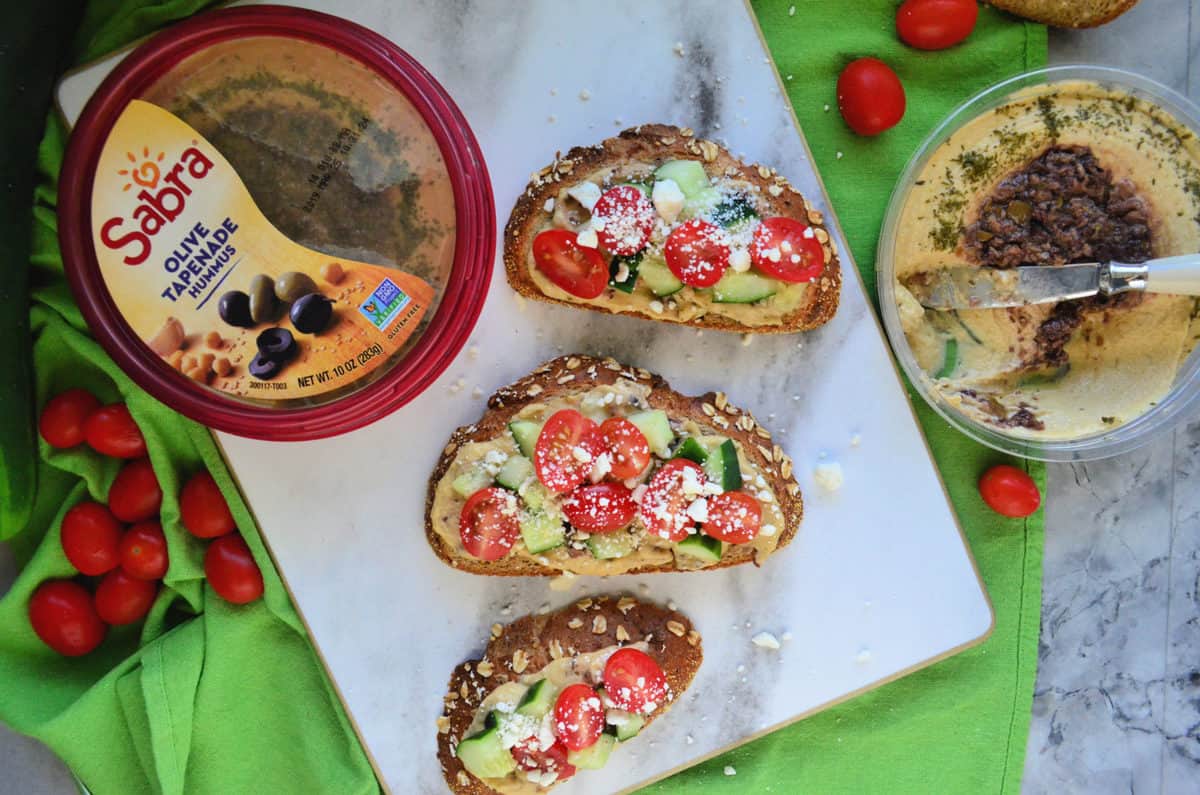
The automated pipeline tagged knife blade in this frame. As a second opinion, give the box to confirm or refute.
[908,263,1103,309]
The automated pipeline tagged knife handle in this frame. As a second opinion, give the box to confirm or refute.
[1143,253,1200,296]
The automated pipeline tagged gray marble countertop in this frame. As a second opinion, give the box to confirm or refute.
[2,2,1198,793]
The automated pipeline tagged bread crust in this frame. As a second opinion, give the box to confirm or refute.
[437,595,702,795]
[424,355,802,576]
[503,123,841,333]
[987,0,1138,27]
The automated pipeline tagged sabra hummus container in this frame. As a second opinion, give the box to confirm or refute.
[59,6,494,441]
[878,66,1200,461]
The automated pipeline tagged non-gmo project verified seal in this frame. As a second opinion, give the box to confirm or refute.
[359,278,411,331]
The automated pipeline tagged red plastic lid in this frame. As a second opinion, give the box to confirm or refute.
[59,5,494,441]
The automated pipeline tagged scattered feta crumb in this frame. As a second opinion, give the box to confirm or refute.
[724,766,737,777]
[567,181,602,212]
[729,248,751,272]
[550,88,557,96]
[823,104,831,112]
[578,89,591,101]
[648,300,664,314]
[855,648,872,664]
[547,114,556,124]
[781,631,793,642]
[652,179,685,224]
[736,664,745,673]
[672,41,685,57]
[752,631,781,650]
[741,334,754,347]
[576,227,599,248]
[468,344,480,359]
[786,74,794,81]
[836,151,844,160]
[788,4,796,15]
[814,461,844,492]
[851,433,861,447]
[686,734,694,745]
[548,572,576,592]
[471,387,483,399]
[668,599,677,611]
[638,582,650,595]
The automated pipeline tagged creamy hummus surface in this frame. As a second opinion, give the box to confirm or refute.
[892,80,1200,440]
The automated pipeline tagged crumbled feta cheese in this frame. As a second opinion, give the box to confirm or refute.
[672,41,686,57]
[767,184,784,197]
[578,89,591,101]
[850,433,862,447]
[763,246,781,263]
[686,734,695,745]
[802,227,815,239]
[575,226,599,248]
[590,452,613,483]
[814,461,844,492]
[781,631,793,641]
[855,648,873,664]
[652,178,686,224]
[567,181,602,211]
[614,261,630,283]
[752,631,781,650]
[729,247,751,272]
[648,300,664,314]
[685,498,709,522]
[724,766,737,776]
[571,446,593,464]
[631,484,648,504]
[547,114,556,124]
[760,524,777,537]
[741,334,754,347]
[836,151,844,160]
[482,449,510,475]
[823,103,830,112]
[788,4,796,15]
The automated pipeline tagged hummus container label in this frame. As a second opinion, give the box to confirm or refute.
[93,100,434,399]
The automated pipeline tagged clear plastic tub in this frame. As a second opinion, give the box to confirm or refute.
[878,66,1200,461]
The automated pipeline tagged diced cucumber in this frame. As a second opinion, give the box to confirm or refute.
[712,271,779,304]
[508,420,542,458]
[606,710,646,741]
[517,679,556,718]
[703,439,742,492]
[637,255,683,297]
[935,337,958,379]
[455,725,516,779]
[676,533,723,563]
[586,531,638,559]
[567,733,616,769]
[680,186,721,220]
[627,410,674,457]
[495,455,534,491]
[609,252,641,294]
[672,437,708,464]
[521,510,565,554]
[452,467,492,498]
[710,193,758,228]
[653,160,709,198]
[520,481,551,511]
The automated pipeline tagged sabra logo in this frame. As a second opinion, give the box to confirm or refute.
[99,144,215,266]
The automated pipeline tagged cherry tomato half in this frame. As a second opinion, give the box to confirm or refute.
[83,404,147,458]
[978,464,1041,518]
[459,487,521,561]
[563,483,637,533]
[107,458,162,523]
[28,580,106,657]
[204,534,265,604]
[703,491,762,544]
[639,459,706,542]
[897,0,978,51]
[39,389,100,449]
[837,57,906,136]
[94,569,157,626]
[750,217,825,283]
[119,521,169,581]
[60,502,123,576]
[592,185,655,256]
[510,737,576,781]
[179,471,235,539]
[603,647,670,714]
[532,229,610,299]
[664,219,730,287]
[535,409,598,493]
[552,683,605,751]
[593,417,651,480]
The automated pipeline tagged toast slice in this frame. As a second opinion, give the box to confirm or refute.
[425,355,802,576]
[504,124,841,334]
[437,595,702,794]
[988,0,1138,27]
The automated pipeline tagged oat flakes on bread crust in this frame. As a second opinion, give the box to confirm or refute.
[424,354,803,576]
[504,123,841,333]
[437,595,702,795]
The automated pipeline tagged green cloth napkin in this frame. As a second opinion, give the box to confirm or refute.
[644,3,1047,793]
[0,4,380,794]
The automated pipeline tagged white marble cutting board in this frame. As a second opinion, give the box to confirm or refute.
[58,1,993,792]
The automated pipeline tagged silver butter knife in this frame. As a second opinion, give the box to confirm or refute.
[910,253,1200,310]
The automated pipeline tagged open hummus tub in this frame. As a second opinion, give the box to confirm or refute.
[58,5,494,440]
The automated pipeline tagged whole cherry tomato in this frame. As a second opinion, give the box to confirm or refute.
[60,502,123,576]
[119,521,169,580]
[39,389,100,449]
[179,471,235,538]
[979,464,1041,518]
[897,0,978,50]
[837,57,906,136]
[107,458,162,523]
[204,535,264,605]
[84,404,147,458]
[94,569,157,626]
[28,580,107,656]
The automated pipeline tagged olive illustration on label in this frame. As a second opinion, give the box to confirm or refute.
[248,352,283,380]
[248,274,280,324]
[290,293,334,334]
[256,327,297,362]
[275,271,319,304]
[218,291,253,328]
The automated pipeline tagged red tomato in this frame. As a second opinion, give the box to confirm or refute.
[664,219,730,287]
[979,464,1041,518]
[179,471,235,539]
[639,459,705,542]
[83,404,147,458]
[552,683,605,751]
[459,487,521,561]
[593,418,650,479]
[603,647,670,714]
[60,502,123,576]
[749,217,825,283]
[591,186,655,256]
[107,458,162,523]
[119,521,169,580]
[535,410,598,493]
[563,483,637,533]
[94,569,157,625]
[510,737,577,781]
[897,0,978,50]
[703,491,762,544]
[204,534,265,604]
[39,389,100,449]
[28,580,107,656]
[837,57,906,136]
[532,229,609,299]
